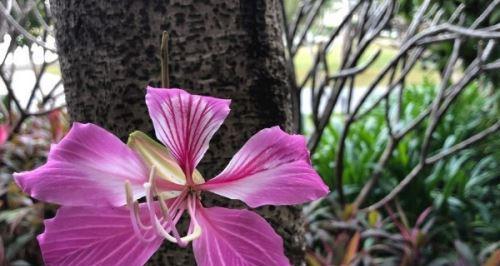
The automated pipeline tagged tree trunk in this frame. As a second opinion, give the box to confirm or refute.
[51,0,305,265]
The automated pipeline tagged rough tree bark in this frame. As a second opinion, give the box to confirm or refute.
[51,0,305,265]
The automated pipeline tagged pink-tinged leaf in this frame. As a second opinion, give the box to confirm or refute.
[38,205,163,266]
[0,236,4,264]
[415,207,432,228]
[14,123,148,207]
[145,87,230,179]
[193,206,290,266]
[384,205,411,241]
[200,127,329,207]
[48,109,66,142]
[484,250,500,266]
[0,123,9,145]
[342,231,361,265]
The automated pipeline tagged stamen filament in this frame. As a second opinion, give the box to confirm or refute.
[170,208,186,247]
[140,164,202,245]
[164,194,186,246]
[156,187,170,219]
[144,182,201,245]
[168,189,188,215]
[158,186,188,245]
[184,194,202,242]
[124,180,155,242]
[144,182,179,243]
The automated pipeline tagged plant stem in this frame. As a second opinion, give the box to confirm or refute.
[160,31,170,88]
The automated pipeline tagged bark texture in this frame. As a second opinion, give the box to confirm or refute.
[51,0,305,265]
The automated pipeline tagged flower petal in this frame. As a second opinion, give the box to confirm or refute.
[200,126,329,207]
[14,123,148,206]
[193,206,290,266]
[145,87,230,180]
[38,205,163,266]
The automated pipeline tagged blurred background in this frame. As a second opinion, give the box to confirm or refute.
[0,0,499,265]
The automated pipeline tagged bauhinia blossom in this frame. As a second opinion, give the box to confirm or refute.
[14,87,329,266]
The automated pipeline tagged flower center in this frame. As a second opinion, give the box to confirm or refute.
[124,166,202,245]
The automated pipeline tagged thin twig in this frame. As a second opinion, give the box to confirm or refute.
[328,50,381,80]
[297,0,364,92]
[425,122,500,164]
[420,36,463,161]
[470,0,499,29]
[288,0,309,45]
[0,2,56,52]
[27,105,67,117]
[366,122,500,211]
[291,0,326,56]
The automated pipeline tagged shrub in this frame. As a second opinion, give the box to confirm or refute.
[306,82,499,263]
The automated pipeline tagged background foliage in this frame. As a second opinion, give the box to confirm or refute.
[306,82,499,264]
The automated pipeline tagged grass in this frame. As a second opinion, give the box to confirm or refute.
[46,64,61,76]
[294,41,440,88]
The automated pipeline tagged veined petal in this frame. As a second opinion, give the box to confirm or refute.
[38,205,163,266]
[193,206,290,266]
[145,87,230,180]
[200,126,329,208]
[14,123,148,206]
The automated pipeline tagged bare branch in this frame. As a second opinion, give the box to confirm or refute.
[284,0,500,215]
[288,0,309,44]
[0,2,56,52]
[297,0,364,91]
[441,23,500,39]
[470,0,499,29]
[327,50,381,80]
[26,105,67,117]
[29,0,51,32]
[291,0,326,56]
[482,59,500,70]
[425,122,500,164]
[366,121,500,211]
[448,4,465,23]
[309,0,396,152]
[420,37,463,160]
[0,71,23,115]
[403,0,432,41]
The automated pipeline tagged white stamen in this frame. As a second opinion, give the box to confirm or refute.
[169,206,187,246]
[157,192,170,220]
[144,182,180,243]
[135,164,202,245]
[184,194,202,242]
[124,180,155,242]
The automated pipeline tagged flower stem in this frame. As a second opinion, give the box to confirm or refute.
[160,31,170,88]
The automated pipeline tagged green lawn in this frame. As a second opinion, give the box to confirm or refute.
[46,64,61,76]
[294,41,440,88]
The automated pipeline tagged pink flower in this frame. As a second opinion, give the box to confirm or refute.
[0,123,9,145]
[14,87,329,266]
